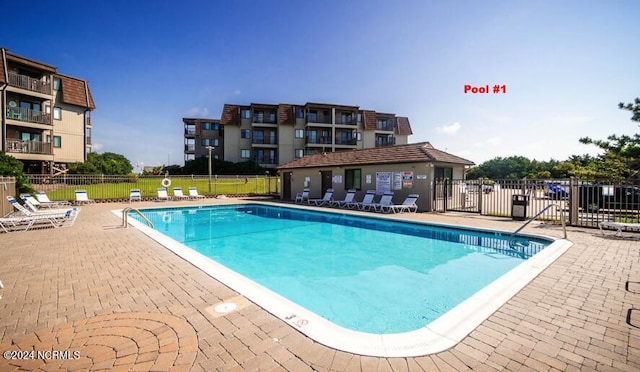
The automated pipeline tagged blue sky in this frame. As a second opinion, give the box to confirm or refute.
[5,1,639,168]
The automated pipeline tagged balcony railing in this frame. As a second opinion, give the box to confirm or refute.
[376,121,396,131]
[86,137,92,145]
[306,114,332,124]
[184,144,195,152]
[376,137,396,147]
[6,107,51,125]
[306,136,332,144]
[252,156,278,165]
[185,127,196,135]
[335,137,357,145]
[6,139,52,155]
[252,115,277,124]
[8,72,51,95]
[335,115,357,125]
[86,116,92,126]
[252,138,278,145]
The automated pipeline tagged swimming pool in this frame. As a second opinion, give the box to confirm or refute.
[121,202,572,357]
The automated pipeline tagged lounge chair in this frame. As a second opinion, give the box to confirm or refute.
[295,189,310,204]
[172,187,190,200]
[598,221,640,237]
[74,190,95,205]
[34,191,71,207]
[347,190,376,210]
[329,189,356,208]
[129,189,142,202]
[310,188,334,206]
[378,194,420,213]
[371,192,395,212]
[7,196,75,217]
[0,210,79,233]
[157,187,170,201]
[20,194,52,212]
[188,187,205,199]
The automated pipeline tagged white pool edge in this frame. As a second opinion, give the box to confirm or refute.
[112,204,573,357]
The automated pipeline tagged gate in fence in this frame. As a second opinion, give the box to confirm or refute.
[433,179,482,213]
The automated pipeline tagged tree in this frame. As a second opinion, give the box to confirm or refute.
[579,98,640,182]
[0,152,33,193]
[68,152,133,175]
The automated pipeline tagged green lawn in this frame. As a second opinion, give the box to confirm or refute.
[39,177,277,201]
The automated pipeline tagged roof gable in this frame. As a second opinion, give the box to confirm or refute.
[58,75,95,109]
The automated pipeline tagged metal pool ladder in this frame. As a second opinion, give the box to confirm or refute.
[510,204,567,239]
[122,207,154,228]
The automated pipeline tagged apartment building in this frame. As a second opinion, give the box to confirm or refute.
[183,102,412,167]
[183,118,223,161]
[0,48,95,174]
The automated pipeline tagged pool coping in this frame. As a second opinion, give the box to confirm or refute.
[112,202,573,357]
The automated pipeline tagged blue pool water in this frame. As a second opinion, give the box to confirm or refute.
[132,204,550,334]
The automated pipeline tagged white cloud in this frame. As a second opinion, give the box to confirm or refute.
[187,107,209,117]
[486,137,502,146]
[436,122,461,135]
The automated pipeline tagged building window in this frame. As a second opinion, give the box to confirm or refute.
[50,136,62,148]
[53,77,61,91]
[241,109,251,119]
[213,123,219,130]
[268,112,276,123]
[357,113,362,122]
[345,169,361,190]
[241,129,251,138]
[185,154,195,161]
[296,108,304,118]
[241,149,250,159]
[202,122,211,130]
[356,132,362,141]
[213,138,219,146]
[295,129,304,138]
[53,107,62,120]
[201,138,210,146]
[295,149,304,158]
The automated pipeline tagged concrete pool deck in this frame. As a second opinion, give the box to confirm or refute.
[0,198,639,371]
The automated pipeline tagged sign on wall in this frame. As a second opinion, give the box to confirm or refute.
[375,172,391,194]
[403,171,414,188]
[392,172,402,190]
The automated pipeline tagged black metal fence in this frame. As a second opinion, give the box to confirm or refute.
[434,178,640,228]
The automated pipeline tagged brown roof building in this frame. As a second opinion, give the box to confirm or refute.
[278,142,474,212]
[1,48,95,174]
[185,102,414,167]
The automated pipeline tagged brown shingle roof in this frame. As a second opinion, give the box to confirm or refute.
[58,75,95,109]
[278,104,295,125]
[0,49,6,84]
[5,50,57,73]
[278,142,474,169]
[220,104,240,125]
[362,110,377,130]
[396,117,413,135]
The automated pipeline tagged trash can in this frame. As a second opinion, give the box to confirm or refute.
[511,194,529,221]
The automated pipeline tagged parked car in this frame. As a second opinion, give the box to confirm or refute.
[544,181,569,200]
[579,185,640,212]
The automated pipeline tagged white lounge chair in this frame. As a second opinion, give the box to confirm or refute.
[378,194,420,213]
[310,188,334,206]
[348,190,376,210]
[188,187,205,199]
[34,191,71,207]
[172,187,190,200]
[0,211,79,233]
[129,189,142,203]
[157,187,170,201]
[74,190,95,205]
[329,189,356,208]
[599,221,640,237]
[7,196,75,217]
[372,192,395,212]
[295,189,310,204]
[20,194,52,212]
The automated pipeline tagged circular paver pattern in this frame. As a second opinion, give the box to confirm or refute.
[0,312,198,371]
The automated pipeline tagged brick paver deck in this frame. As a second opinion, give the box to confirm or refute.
[0,199,638,371]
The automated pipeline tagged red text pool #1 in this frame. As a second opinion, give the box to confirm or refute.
[464,84,507,94]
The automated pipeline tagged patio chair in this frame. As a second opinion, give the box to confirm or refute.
[6,196,76,217]
[329,189,356,208]
[309,188,334,206]
[295,189,310,204]
[378,194,420,213]
[74,190,95,205]
[34,191,71,207]
[172,187,190,200]
[20,194,52,212]
[188,187,205,199]
[350,190,377,210]
[157,187,170,201]
[598,221,640,238]
[129,189,142,203]
[371,192,395,212]
[0,213,74,233]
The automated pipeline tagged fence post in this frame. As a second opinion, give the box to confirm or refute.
[478,177,484,214]
[569,177,579,226]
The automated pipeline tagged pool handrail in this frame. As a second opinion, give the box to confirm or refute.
[510,204,566,239]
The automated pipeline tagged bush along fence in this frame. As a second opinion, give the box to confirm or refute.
[433,177,640,229]
[24,174,279,202]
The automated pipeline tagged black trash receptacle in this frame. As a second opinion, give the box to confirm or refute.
[511,194,529,221]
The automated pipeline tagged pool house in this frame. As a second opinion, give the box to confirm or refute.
[277,142,474,211]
